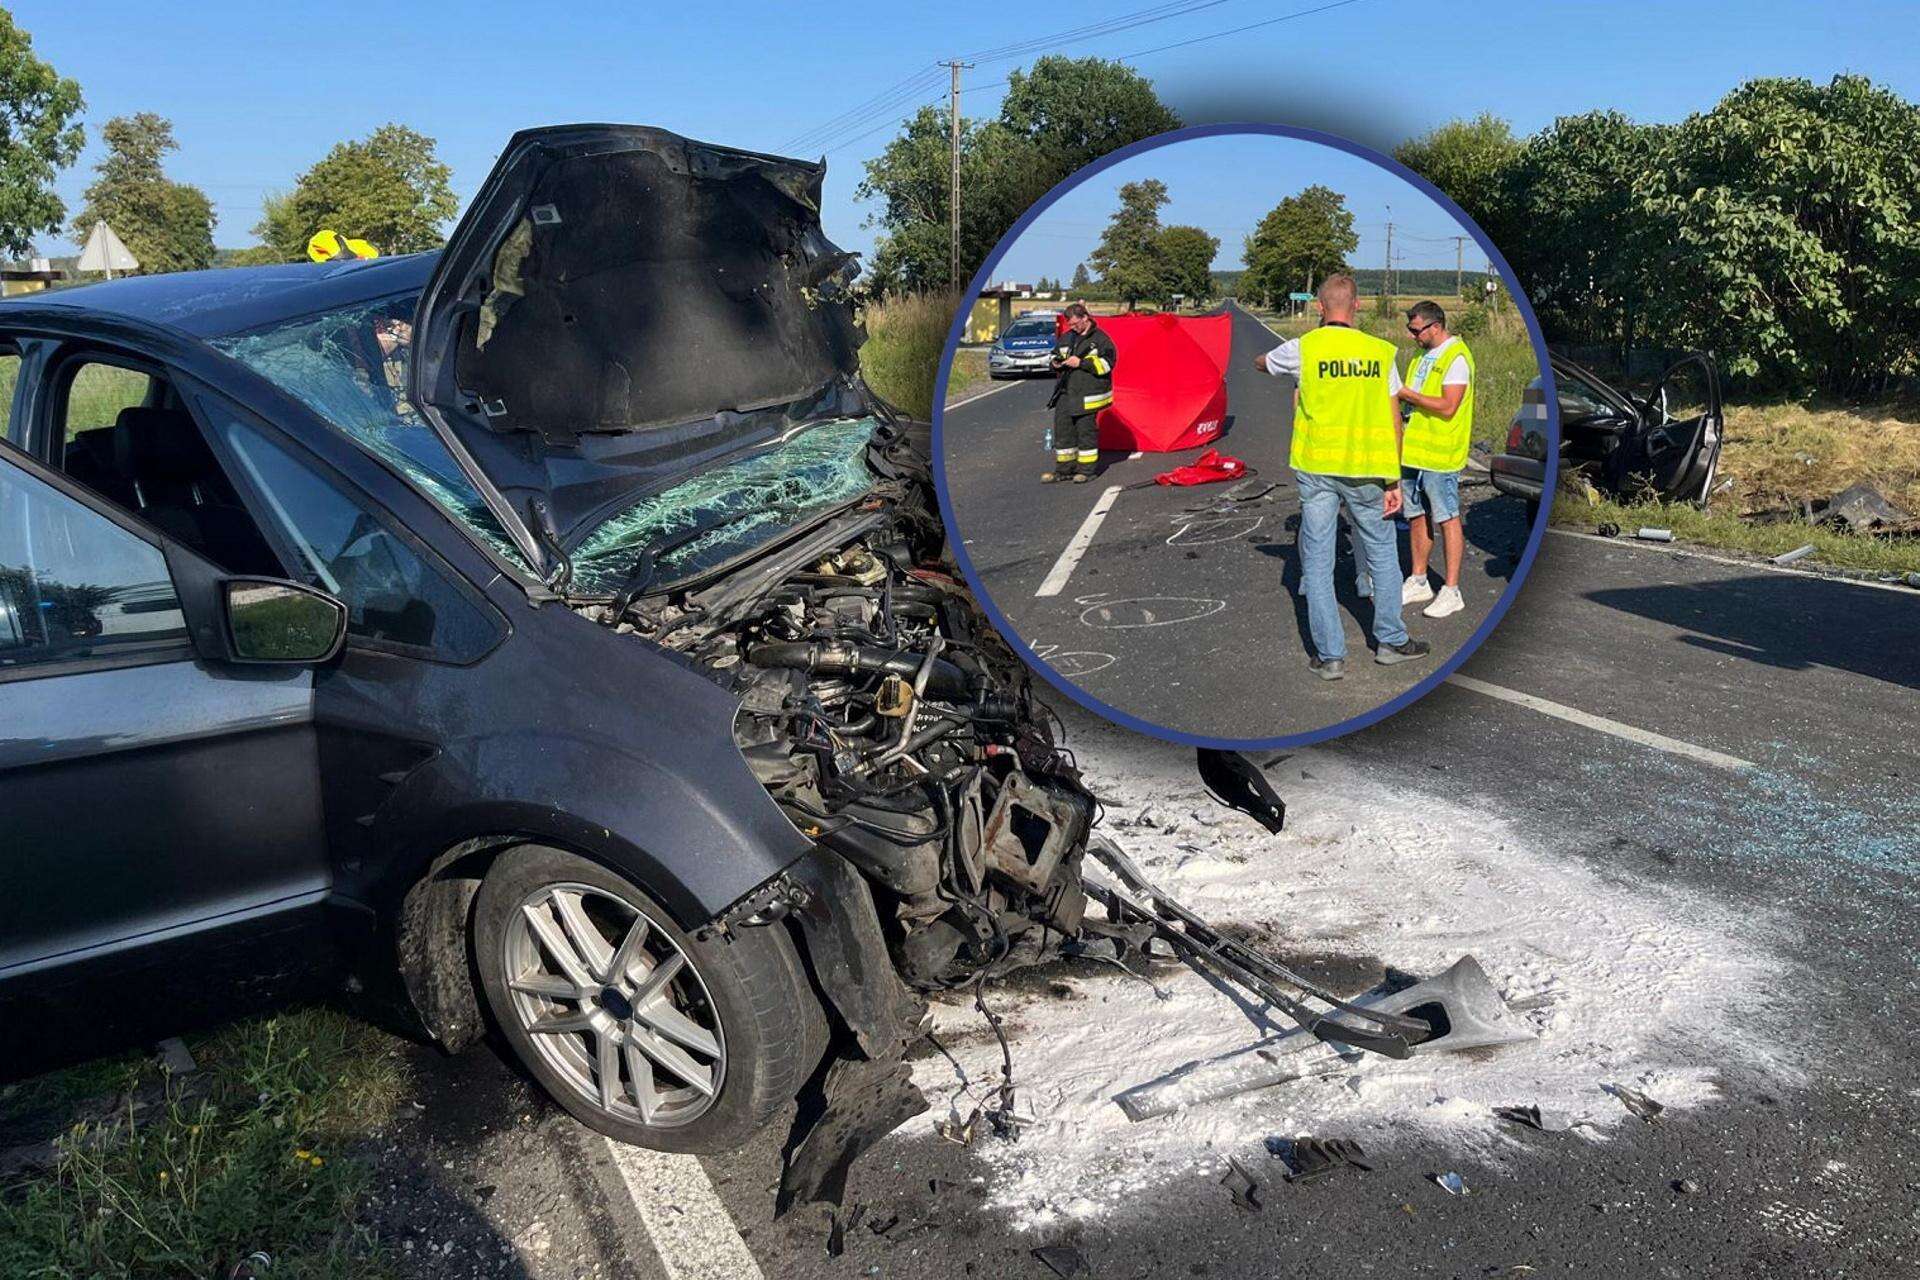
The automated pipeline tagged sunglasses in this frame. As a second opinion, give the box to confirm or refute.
[1406,320,1435,336]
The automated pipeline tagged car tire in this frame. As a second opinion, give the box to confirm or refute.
[472,843,826,1153]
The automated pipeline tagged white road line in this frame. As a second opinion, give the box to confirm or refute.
[1037,484,1124,597]
[945,377,1023,411]
[602,1139,764,1280]
[1445,674,1756,772]
[1128,450,1144,460]
[1546,527,1919,596]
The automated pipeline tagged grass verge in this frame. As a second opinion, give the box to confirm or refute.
[1551,493,1920,576]
[0,1009,404,1279]
[862,292,962,422]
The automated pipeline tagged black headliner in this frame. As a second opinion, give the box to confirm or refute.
[0,252,438,339]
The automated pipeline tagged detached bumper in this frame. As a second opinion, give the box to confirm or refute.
[1490,454,1545,502]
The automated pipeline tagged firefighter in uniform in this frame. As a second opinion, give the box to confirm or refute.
[1252,274,1431,679]
[1043,303,1117,484]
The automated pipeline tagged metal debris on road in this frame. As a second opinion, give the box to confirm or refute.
[1604,1083,1665,1121]
[1431,1171,1469,1196]
[1635,527,1674,542]
[1221,1157,1263,1211]
[1269,1136,1374,1183]
[1771,544,1817,565]
[1596,522,1621,538]
[827,1203,865,1257]
[1674,1178,1703,1195]
[1032,1243,1091,1277]
[1905,572,1920,589]
[1820,483,1912,533]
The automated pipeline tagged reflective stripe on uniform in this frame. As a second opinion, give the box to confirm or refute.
[1056,448,1076,461]
[1083,392,1113,410]
[1086,354,1110,375]
[1401,338,1476,472]
[1291,326,1401,480]
[1076,450,1099,463]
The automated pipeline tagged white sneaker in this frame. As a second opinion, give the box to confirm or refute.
[1423,585,1465,618]
[1401,575,1434,605]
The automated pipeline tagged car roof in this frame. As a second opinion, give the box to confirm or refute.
[0,252,439,339]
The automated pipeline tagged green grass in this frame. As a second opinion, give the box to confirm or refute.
[862,292,963,421]
[1551,490,1920,575]
[0,1009,405,1279]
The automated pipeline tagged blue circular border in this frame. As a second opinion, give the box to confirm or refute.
[929,121,1562,752]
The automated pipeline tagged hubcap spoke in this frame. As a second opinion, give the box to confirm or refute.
[552,890,615,982]
[624,1044,659,1123]
[630,952,685,1007]
[528,1009,595,1035]
[510,972,585,1000]
[640,998,722,1061]
[606,915,652,987]
[521,902,594,988]
[631,1026,717,1097]
[596,1031,619,1110]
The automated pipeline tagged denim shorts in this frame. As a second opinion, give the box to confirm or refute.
[1402,466,1462,522]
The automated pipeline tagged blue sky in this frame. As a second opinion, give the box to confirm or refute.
[19,0,1920,271]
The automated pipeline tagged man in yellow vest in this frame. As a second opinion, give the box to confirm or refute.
[1394,301,1475,619]
[1252,274,1430,680]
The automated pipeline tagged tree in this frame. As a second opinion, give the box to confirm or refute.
[1090,179,1169,309]
[1393,113,1521,247]
[255,124,457,261]
[1242,185,1357,308]
[858,57,1178,292]
[69,114,215,274]
[1156,225,1218,304]
[1070,262,1091,290]
[0,11,84,258]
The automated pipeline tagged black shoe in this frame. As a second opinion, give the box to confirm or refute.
[1041,464,1076,484]
[1308,656,1346,680]
[1374,639,1432,665]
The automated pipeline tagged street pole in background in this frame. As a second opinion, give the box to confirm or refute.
[942,59,973,291]
[1453,236,1467,298]
[1383,206,1393,303]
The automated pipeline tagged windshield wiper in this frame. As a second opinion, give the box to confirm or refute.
[610,503,800,616]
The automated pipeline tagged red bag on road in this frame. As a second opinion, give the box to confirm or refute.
[1095,312,1231,453]
[1154,448,1248,486]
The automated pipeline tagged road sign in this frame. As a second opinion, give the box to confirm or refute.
[1288,292,1312,301]
[77,222,138,278]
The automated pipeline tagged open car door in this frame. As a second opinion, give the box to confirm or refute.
[1607,353,1724,502]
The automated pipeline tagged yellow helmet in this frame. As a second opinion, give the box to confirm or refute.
[307,229,378,262]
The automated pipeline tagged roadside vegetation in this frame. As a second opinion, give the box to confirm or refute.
[0,1010,404,1279]
[862,291,968,420]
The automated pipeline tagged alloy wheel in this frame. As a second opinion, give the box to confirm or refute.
[501,882,726,1127]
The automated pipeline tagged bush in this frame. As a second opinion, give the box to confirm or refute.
[1453,303,1490,338]
[860,293,961,421]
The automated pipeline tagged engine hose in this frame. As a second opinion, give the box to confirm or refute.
[746,641,974,700]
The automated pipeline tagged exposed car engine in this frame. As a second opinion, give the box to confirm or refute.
[575,424,1096,996]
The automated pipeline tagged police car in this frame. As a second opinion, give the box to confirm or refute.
[987,310,1061,379]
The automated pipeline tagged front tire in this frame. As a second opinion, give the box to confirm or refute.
[473,844,825,1153]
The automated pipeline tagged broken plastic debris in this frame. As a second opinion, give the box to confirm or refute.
[1673,1178,1702,1195]
[1431,1171,1468,1196]
[1221,1157,1263,1212]
[1770,543,1816,565]
[1596,521,1621,538]
[1604,1083,1665,1121]
[1634,527,1674,542]
[1032,1244,1090,1277]
[1494,1104,1572,1133]
[1269,1136,1373,1183]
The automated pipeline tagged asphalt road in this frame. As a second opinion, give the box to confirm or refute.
[940,301,1531,740]
[360,528,1919,1279]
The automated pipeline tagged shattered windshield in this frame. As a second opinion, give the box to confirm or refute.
[570,416,880,596]
[211,297,530,572]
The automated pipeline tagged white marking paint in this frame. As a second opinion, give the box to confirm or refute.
[601,1139,764,1280]
[1547,527,1918,595]
[1445,674,1755,771]
[1075,595,1227,629]
[1036,485,1123,597]
[945,379,1023,411]
[1166,515,1265,546]
[1029,641,1119,678]
[1128,450,1144,460]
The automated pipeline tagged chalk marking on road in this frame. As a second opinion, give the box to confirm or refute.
[945,378,1024,411]
[602,1139,764,1280]
[1167,514,1265,545]
[1445,674,1755,772]
[1036,484,1124,597]
[1076,595,1228,629]
[1547,527,1918,596]
[1030,641,1119,677]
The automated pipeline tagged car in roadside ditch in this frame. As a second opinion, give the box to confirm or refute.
[985,311,1061,379]
[0,125,1279,1168]
[1492,351,1724,520]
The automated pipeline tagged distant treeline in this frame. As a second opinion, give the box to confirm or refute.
[1210,267,1493,298]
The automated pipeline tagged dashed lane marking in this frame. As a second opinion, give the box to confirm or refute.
[1036,485,1124,598]
[1446,674,1755,772]
[602,1139,764,1280]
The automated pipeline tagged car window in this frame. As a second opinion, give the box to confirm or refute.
[217,415,502,663]
[210,298,530,574]
[1556,372,1622,423]
[0,349,20,439]
[62,360,159,439]
[0,449,187,672]
[1006,319,1054,338]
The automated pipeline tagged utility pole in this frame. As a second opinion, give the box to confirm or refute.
[1382,206,1393,305]
[941,59,973,291]
[1452,236,1467,298]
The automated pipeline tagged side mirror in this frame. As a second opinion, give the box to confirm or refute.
[223,578,347,664]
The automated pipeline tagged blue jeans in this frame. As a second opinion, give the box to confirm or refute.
[1294,469,1409,661]
[1402,466,1462,523]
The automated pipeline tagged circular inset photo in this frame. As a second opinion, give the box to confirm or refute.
[934,124,1556,747]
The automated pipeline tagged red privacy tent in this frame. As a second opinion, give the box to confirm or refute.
[1082,312,1231,453]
